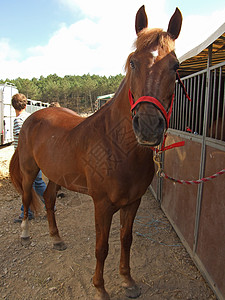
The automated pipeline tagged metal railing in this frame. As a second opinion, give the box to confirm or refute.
[170,61,225,142]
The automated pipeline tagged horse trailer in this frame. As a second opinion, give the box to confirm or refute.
[0,83,49,146]
[95,93,114,110]
[0,83,18,145]
[151,22,225,300]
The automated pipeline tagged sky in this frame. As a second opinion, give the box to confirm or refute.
[0,0,225,79]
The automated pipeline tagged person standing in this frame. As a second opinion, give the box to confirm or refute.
[11,93,46,223]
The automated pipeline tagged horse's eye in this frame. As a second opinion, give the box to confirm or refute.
[130,60,135,69]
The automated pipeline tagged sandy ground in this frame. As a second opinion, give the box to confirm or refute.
[0,145,216,300]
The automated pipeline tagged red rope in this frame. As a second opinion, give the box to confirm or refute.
[160,169,225,184]
[176,71,192,102]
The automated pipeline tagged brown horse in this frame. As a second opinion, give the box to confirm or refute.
[9,6,182,300]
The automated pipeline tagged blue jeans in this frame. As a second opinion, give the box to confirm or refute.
[20,170,46,218]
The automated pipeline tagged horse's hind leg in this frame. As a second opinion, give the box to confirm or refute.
[119,199,141,298]
[21,184,33,246]
[20,171,39,246]
[44,180,67,251]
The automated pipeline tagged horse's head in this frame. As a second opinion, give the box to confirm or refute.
[127,6,182,146]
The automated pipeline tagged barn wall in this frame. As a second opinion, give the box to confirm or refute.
[150,38,225,299]
[195,144,225,298]
[154,131,225,300]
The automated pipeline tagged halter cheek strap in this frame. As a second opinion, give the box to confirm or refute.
[128,89,174,128]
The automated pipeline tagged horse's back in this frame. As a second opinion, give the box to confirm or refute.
[29,106,84,128]
[22,107,84,135]
[18,107,85,154]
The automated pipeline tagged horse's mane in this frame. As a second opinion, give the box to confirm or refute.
[125,28,175,73]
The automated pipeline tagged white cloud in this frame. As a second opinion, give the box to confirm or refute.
[0,38,20,61]
[0,0,224,79]
[176,7,225,58]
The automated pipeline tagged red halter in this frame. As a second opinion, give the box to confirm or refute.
[128,89,186,152]
[128,89,174,129]
[128,72,192,152]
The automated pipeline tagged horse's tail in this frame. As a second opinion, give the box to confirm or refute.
[9,148,42,214]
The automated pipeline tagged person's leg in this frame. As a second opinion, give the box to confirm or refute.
[14,204,34,223]
[33,170,46,203]
[33,170,57,211]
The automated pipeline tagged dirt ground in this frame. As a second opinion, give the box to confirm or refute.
[0,146,216,300]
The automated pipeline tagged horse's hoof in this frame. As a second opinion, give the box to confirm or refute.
[124,285,141,298]
[94,291,110,300]
[21,237,31,247]
[53,241,67,251]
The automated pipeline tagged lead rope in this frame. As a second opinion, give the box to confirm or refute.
[155,159,225,184]
[162,169,225,184]
[153,142,225,184]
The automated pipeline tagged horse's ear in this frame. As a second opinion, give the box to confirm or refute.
[167,8,182,40]
[135,5,148,34]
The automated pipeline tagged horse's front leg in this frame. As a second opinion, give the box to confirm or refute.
[120,198,141,298]
[93,200,116,300]
[44,180,67,251]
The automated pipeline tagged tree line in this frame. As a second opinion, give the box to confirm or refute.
[0,73,124,113]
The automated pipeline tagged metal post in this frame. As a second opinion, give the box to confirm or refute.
[193,44,212,253]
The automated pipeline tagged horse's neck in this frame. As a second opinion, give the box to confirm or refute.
[108,78,131,123]
[99,78,139,150]
[69,78,135,150]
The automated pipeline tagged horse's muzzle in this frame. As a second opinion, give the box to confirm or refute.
[132,112,165,146]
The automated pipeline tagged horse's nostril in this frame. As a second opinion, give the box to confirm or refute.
[133,115,139,131]
[132,112,166,145]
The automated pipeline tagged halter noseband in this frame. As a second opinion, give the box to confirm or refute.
[128,89,174,129]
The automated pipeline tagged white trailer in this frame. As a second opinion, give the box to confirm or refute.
[0,83,18,145]
[0,83,49,146]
